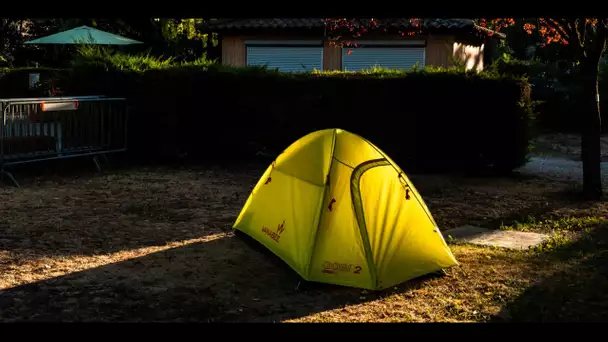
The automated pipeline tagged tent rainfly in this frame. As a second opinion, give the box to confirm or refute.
[233,128,458,290]
[24,25,143,45]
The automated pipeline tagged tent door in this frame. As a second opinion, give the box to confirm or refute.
[350,158,393,287]
[352,158,449,289]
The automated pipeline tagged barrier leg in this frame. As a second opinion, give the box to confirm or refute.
[92,156,102,173]
[1,169,20,188]
[101,153,110,165]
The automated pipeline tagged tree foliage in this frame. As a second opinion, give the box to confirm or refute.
[0,18,219,67]
[325,18,422,54]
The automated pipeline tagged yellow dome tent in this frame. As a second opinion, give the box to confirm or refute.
[233,128,458,290]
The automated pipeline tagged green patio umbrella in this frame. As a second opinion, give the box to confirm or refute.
[24,25,143,45]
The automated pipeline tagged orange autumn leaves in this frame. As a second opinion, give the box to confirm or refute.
[537,18,568,46]
[325,17,603,52]
[478,18,516,31]
[480,18,603,47]
[325,18,423,52]
[523,23,536,34]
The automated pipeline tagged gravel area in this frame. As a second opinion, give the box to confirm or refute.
[518,156,608,184]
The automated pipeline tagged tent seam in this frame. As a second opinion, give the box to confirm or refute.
[273,168,325,188]
[332,157,355,169]
[305,129,338,278]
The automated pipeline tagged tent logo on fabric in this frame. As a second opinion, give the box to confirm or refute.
[261,220,286,242]
[322,261,362,275]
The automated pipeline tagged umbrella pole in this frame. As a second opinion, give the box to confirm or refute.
[53,45,59,66]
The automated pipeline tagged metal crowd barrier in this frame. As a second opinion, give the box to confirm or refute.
[0,96,128,187]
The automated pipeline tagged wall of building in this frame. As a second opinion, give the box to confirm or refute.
[425,36,455,68]
[323,40,342,71]
[221,36,246,67]
[452,42,485,72]
[220,34,487,71]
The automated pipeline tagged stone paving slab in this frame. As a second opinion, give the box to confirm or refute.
[443,225,550,250]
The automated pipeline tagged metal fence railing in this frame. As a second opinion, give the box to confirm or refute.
[0,96,128,187]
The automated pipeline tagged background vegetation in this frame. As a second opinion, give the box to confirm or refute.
[0,46,532,174]
[6,17,606,173]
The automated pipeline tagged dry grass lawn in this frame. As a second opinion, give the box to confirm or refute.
[0,158,607,322]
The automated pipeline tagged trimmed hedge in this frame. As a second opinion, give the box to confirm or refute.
[1,63,534,174]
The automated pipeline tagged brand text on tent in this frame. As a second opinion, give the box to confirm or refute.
[262,220,286,242]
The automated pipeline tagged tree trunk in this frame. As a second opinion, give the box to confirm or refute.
[203,18,216,61]
[580,60,603,199]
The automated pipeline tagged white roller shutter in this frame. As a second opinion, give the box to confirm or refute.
[342,41,426,71]
[245,40,323,73]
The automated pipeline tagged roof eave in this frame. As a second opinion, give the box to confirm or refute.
[197,19,506,40]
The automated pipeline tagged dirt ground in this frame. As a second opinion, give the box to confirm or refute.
[1,156,607,322]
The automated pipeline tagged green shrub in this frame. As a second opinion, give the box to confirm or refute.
[72,45,213,73]
[489,58,545,77]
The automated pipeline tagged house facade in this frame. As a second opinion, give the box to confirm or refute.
[199,18,505,73]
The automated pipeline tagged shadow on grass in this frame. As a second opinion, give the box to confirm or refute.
[0,159,262,257]
[0,154,139,184]
[0,154,268,188]
[0,232,439,322]
[493,225,608,322]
